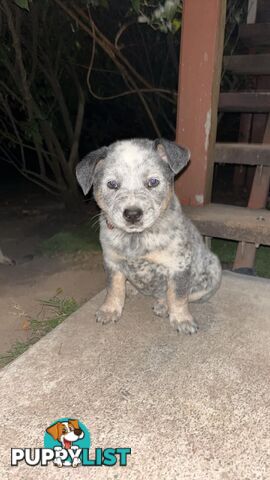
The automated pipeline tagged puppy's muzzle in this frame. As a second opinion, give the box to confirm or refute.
[123,207,143,224]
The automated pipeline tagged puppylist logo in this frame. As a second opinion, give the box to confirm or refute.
[11,418,131,468]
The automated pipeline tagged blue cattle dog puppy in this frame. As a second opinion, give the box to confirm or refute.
[76,139,221,334]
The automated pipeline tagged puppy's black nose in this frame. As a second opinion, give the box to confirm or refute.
[123,207,143,224]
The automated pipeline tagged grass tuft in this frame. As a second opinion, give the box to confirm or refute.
[0,339,37,367]
[30,295,79,337]
[0,293,80,368]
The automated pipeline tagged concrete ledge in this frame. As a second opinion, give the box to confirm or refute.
[1,272,270,479]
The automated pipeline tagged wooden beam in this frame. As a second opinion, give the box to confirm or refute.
[183,204,270,245]
[214,143,270,166]
[175,0,226,206]
[256,0,270,22]
[239,23,270,48]
[223,54,270,75]
[219,92,270,112]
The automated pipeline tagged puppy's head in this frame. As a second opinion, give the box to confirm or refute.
[76,138,190,233]
[46,419,84,447]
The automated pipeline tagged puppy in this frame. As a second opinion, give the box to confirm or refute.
[76,139,221,334]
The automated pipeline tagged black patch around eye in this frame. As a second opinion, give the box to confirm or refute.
[107,180,119,189]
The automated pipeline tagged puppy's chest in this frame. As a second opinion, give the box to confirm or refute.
[121,256,168,296]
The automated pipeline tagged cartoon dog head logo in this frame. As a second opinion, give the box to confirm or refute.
[44,418,90,468]
[46,419,84,449]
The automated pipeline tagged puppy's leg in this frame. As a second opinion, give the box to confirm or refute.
[189,253,222,303]
[96,269,126,325]
[167,271,198,334]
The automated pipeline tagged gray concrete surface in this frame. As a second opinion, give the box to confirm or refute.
[1,271,270,480]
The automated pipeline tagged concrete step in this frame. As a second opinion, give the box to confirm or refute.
[0,272,270,479]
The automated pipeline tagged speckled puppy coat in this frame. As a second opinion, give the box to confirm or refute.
[76,139,222,334]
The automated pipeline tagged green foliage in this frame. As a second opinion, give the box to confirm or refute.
[212,239,237,266]
[40,224,100,255]
[129,1,183,33]
[30,295,79,336]
[84,1,182,32]
[13,0,30,10]
[131,0,140,13]
[0,340,35,367]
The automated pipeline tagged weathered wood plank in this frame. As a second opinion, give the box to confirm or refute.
[214,143,270,166]
[256,0,270,22]
[233,242,257,271]
[219,92,270,112]
[223,54,270,75]
[183,204,270,245]
[239,23,270,48]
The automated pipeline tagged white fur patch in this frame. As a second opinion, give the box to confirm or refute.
[115,142,144,166]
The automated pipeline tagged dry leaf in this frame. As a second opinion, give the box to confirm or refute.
[22,319,31,331]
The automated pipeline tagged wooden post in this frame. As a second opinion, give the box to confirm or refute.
[175,0,226,206]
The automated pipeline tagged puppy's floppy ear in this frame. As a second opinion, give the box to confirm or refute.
[69,419,80,430]
[76,146,108,195]
[154,138,190,175]
[46,422,60,440]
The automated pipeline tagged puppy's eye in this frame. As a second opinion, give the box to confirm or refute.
[107,180,119,190]
[147,178,160,188]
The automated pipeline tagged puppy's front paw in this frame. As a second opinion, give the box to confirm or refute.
[96,307,121,325]
[170,314,198,335]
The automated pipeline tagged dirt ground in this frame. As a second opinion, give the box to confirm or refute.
[0,190,106,357]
